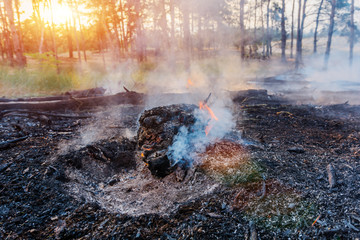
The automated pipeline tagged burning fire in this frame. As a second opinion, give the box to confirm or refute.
[186,78,194,88]
[199,101,218,135]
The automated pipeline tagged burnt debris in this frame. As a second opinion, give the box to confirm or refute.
[137,104,198,177]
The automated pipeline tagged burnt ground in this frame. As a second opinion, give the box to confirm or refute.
[1,91,360,239]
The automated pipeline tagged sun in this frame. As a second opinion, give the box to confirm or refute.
[43,1,73,25]
[21,0,85,26]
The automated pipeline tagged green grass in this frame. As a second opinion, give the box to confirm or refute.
[0,53,105,97]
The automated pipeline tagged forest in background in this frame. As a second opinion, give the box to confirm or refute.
[0,0,359,96]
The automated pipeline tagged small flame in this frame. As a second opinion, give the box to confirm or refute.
[199,101,218,135]
[186,78,194,88]
[205,124,214,136]
[141,152,145,157]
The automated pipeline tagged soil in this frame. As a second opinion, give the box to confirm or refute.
[1,90,360,239]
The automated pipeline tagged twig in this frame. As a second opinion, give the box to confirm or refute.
[249,221,257,240]
[203,93,212,105]
[259,180,266,199]
[326,164,336,188]
[0,136,28,151]
[344,219,360,232]
[123,86,131,93]
[312,214,321,227]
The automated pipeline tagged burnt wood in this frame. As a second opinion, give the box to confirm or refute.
[0,92,145,111]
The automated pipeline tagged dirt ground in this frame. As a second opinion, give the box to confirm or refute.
[1,90,360,239]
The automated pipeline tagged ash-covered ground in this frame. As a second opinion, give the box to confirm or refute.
[1,90,360,239]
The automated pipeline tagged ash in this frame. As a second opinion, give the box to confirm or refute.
[1,91,360,239]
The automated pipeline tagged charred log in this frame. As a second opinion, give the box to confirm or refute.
[0,92,144,111]
[137,104,197,177]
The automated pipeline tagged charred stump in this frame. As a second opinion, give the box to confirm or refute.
[137,104,197,177]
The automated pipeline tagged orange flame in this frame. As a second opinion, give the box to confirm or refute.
[141,152,145,157]
[205,124,214,136]
[199,101,218,135]
[186,78,194,89]
[143,147,152,151]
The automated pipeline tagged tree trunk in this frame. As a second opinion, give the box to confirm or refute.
[182,1,190,69]
[240,0,245,59]
[266,0,271,58]
[119,0,127,52]
[32,0,45,54]
[349,0,354,66]
[300,0,307,52]
[324,0,336,69]
[14,0,23,54]
[254,0,257,52]
[110,0,122,61]
[0,4,13,63]
[290,0,295,58]
[66,19,73,58]
[198,15,203,56]
[295,0,302,69]
[160,0,168,52]
[170,0,175,47]
[48,0,59,73]
[261,0,265,57]
[134,0,145,62]
[74,0,87,62]
[70,0,81,62]
[3,0,26,67]
[313,0,324,54]
[281,0,286,62]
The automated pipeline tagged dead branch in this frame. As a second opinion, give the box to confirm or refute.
[327,164,336,188]
[203,93,212,105]
[0,136,28,151]
[249,221,257,240]
[123,86,131,93]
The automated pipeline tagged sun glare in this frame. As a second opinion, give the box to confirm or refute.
[21,0,85,25]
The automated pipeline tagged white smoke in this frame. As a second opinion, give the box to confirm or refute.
[167,96,235,167]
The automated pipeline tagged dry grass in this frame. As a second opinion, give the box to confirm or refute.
[199,140,262,185]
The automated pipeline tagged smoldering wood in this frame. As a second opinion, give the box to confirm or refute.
[137,104,198,177]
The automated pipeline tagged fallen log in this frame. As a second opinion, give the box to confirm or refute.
[0,92,145,111]
[0,87,106,103]
[1,110,93,119]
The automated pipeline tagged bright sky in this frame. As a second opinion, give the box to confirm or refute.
[20,0,75,25]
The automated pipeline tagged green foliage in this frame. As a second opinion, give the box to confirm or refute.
[219,161,263,186]
[246,192,317,230]
[0,53,104,97]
